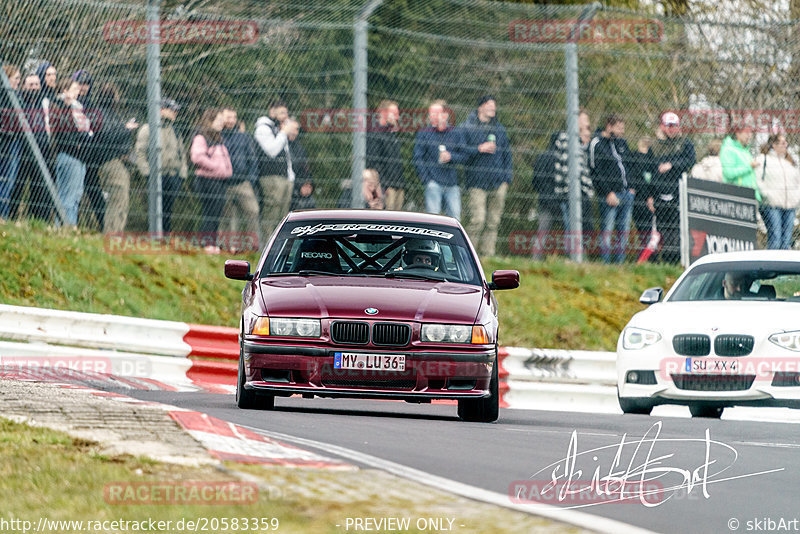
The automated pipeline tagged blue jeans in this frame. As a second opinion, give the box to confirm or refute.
[762,206,796,250]
[0,139,21,219]
[56,152,86,226]
[424,180,461,220]
[600,189,634,263]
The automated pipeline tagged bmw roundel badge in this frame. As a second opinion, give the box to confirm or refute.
[365,308,379,315]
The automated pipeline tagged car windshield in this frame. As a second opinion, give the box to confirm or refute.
[259,220,481,286]
[668,261,800,302]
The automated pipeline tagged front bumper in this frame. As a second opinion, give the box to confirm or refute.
[617,350,800,408]
[242,341,495,400]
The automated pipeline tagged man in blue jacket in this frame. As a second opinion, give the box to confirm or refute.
[459,95,512,257]
[412,100,466,220]
[589,113,633,263]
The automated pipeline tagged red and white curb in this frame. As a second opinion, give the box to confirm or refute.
[39,382,350,469]
[169,411,350,469]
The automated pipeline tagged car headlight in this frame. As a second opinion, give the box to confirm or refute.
[769,331,800,351]
[622,327,661,350]
[421,324,480,344]
[252,317,321,338]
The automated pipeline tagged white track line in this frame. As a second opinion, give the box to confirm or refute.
[241,425,657,534]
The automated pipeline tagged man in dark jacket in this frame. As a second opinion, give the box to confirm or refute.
[459,95,513,257]
[93,83,137,233]
[220,107,259,251]
[288,128,316,212]
[9,73,54,222]
[534,109,596,258]
[589,113,633,263]
[366,99,405,211]
[412,99,466,220]
[646,112,695,263]
[1,64,22,219]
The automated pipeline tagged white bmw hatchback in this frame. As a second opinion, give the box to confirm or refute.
[617,250,800,418]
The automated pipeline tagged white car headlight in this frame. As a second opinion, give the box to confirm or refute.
[421,324,473,344]
[268,318,321,338]
[769,331,800,352]
[622,327,661,350]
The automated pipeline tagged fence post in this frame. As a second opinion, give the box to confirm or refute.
[351,0,385,209]
[0,61,68,225]
[565,3,600,262]
[146,0,163,233]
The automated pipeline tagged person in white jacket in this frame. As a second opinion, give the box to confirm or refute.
[755,134,800,249]
[690,139,723,183]
[253,101,300,240]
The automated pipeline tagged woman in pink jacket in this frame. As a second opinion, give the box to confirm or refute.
[191,108,232,254]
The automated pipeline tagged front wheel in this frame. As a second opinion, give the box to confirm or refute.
[689,404,723,418]
[458,359,499,423]
[236,350,275,410]
[618,394,654,415]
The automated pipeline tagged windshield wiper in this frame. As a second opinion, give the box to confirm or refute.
[296,270,341,276]
[384,270,445,281]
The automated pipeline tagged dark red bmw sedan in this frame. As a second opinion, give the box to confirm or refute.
[224,210,519,422]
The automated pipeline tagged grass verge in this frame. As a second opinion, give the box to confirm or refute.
[0,219,682,351]
[0,417,582,533]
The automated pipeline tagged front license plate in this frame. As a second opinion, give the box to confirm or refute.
[684,358,740,374]
[334,352,406,372]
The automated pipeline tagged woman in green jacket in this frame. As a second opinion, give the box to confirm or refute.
[720,126,761,202]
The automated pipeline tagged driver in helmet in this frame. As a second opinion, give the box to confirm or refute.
[402,239,441,270]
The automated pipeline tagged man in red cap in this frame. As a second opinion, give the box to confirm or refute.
[644,111,695,263]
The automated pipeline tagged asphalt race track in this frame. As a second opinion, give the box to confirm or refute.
[110,391,800,534]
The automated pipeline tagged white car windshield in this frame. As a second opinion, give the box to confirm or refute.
[669,261,800,302]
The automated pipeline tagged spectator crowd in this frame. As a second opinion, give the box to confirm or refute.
[2,60,799,260]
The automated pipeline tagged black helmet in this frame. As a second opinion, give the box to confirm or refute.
[403,239,441,269]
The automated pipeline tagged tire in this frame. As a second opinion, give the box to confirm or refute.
[618,394,654,415]
[236,347,275,410]
[689,404,723,418]
[458,357,499,423]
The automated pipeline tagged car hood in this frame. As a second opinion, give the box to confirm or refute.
[628,300,800,337]
[258,276,484,324]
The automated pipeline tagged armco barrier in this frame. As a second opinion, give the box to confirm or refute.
[0,305,619,409]
[0,304,191,357]
[498,346,618,411]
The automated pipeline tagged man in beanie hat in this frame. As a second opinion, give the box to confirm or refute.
[458,95,512,256]
[645,111,695,263]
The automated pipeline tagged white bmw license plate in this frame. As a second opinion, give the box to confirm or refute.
[334,352,406,372]
[685,358,740,374]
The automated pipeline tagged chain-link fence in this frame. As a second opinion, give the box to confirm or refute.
[2,0,799,261]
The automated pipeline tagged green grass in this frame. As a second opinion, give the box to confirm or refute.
[0,417,580,533]
[0,220,682,351]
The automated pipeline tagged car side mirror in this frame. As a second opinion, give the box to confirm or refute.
[225,260,253,281]
[488,270,520,291]
[639,287,663,305]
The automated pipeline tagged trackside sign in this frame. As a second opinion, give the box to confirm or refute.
[679,177,758,266]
